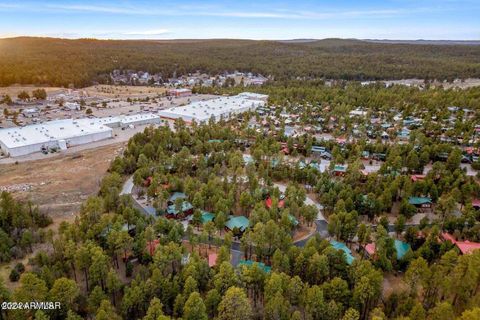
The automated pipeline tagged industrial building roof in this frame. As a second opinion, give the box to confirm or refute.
[158,92,268,122]
[0,118,112,149]
[92,113,160,126]
[0,113,161,151]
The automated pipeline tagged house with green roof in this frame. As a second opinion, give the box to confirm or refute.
[364,239,411,260]
[200,211,215,224]
[166,201,194,219]
[165,192,193,219]
[330,240,355,265]
[225,215,250,234]
[238,260,271,273]
[288,214,299,226]
[394,240,411,259]
[408,196,432,208]
[333,165,347,176]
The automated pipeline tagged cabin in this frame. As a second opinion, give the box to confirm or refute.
[165,192,194,219]
[408,196,432,210]
[225,215,250,235]
[333,165,347,176]
[441,232,480,255]
[208,253,218,267]
[238,260,271,273]
[472,199,480,210]
[410,174,426,182]
[330,240,354,265]
[265,195,285,209]
[364,239,411,260]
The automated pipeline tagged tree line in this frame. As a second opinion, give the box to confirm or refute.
[1,37,480,87]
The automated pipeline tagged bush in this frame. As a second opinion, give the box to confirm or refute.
[14,262,25,273]
[9,269,20,282]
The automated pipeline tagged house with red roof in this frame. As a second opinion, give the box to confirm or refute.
[208,253,218,267]
[472,199,480,210]
[265,196,285,209]
[441,232,480,255]
[410,174,426,182]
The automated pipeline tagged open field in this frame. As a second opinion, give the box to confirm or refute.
[0,143,123,219]
[83,85,167,99]
[0,85,64,97]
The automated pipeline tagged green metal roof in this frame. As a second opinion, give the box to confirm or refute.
[225,215,250,232]
[288,214,299,226]
[238,260,271,273]
[394,240,411,259]
[201,211,215,224]
[169,192,187,202]
[166,201,193,215]
[408,196,432,205]
[330,240,355,265]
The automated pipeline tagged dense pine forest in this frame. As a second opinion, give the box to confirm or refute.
[1,37,480,87]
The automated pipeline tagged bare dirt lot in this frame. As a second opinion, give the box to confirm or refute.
[0,85,64,97]
[83,85,167,99]
[0,143,124,221]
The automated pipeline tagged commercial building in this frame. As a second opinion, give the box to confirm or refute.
[0,119,113,157]
[167,88,192,98]
[0,113,162,157]
[158,92,268,123]
[92,113,161,128]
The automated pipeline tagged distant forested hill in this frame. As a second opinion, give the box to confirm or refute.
[1,37,480,87]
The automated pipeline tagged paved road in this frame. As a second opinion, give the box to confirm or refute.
[120,176,134,195]
[273,182,326,221]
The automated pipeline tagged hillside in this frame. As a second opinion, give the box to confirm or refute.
[1,37,480,87]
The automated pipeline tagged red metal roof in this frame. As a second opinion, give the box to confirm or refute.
[472,199,480,208]
[265,197,285,209]
[365,243,376,256]
[411,174,426,182]
[208,253,218,267]
[441,232,480,255]
[456,241,480,255]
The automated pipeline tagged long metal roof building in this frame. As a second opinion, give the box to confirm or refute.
[158,92,268,123]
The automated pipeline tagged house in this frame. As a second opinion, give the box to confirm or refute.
[165,192,194,219]
[410,174,426,182]
[311,145,326,154]
[408,196,432,208]
[238,260,271,273]
[166,201,193,219]
[364,239,411,260]
[22,107,40,118]
[208,253,218,267]
[333,165,347,176]
[397,128,410,140]
[265,196,285,209]
[167,88,192,98]
[441,232,480,255]
[472,199,480,210]
[330,240,355,265]
[225,215,250,234]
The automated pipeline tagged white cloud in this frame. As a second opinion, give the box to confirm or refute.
[9,2,430,20]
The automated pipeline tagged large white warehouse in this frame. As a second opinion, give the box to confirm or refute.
[0,119,113,157]
[158,92,268,123]
[0,113,162,157]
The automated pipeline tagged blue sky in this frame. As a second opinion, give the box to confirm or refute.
[0,0,479,40]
